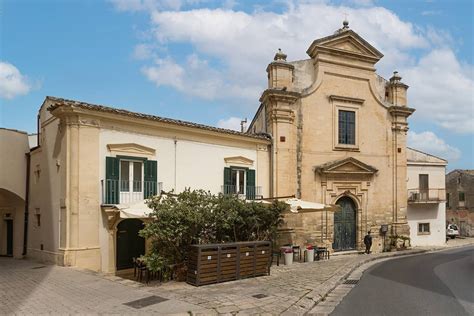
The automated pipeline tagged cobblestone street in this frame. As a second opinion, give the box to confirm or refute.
[1,237,472,315]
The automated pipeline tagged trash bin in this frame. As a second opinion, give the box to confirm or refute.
[305,248,314,262]
[282,247,293,265]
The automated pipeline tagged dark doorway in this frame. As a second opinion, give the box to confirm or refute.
[116,219,145,270]
[333,197,357,251]
[6,220,13,256]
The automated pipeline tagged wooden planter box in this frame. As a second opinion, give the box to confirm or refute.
[186,241,271,286]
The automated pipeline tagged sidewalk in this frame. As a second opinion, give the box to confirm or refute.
[1,238,472,315]
[143,237,474,315]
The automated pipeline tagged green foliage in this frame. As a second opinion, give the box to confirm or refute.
[139,189,287,273]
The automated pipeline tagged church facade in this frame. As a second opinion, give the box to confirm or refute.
[249,21,414,252]
[3,22,429,273]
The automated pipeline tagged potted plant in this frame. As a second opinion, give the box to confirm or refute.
[305,245,314,262]
[282,247,293,265]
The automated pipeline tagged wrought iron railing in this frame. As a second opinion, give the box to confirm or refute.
[101,179,162,205]
[221,185,262,200]
[407,188,446,203]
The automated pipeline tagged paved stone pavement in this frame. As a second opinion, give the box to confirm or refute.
[1,237,473,315]
[0,258,211,315]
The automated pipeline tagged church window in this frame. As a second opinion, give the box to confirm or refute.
[338,110,355,145]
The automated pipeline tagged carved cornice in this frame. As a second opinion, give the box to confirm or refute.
[329,95,365,105]
[259,89,301,104]
[266,61,295,73]
[388,106,415,118]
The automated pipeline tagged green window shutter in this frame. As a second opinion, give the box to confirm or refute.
[105,157,119,204]
[246,169,256,200]
[144,160,158,199]
[224,167,232,194]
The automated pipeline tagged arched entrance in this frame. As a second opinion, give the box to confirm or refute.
[116,219,145,270]
[333,196,357,251]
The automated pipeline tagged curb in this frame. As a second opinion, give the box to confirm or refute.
[308,249,428,307]
[306,242,474,313]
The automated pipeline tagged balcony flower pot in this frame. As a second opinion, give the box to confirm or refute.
[305,246,314,262]
[283,248,293,265]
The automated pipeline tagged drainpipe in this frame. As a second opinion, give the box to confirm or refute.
[22,152,31,256]
[174,138,177,191]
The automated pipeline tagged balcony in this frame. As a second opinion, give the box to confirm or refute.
[221,185,262,200]
[407,189,446,204]
[101,179,162,205]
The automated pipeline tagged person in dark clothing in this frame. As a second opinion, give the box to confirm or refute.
[364,231,372,254]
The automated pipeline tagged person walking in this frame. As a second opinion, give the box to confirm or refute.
[364,231,372,254]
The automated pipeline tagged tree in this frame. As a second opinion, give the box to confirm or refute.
[139,189,287,276]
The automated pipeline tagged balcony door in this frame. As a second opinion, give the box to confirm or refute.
[120,160,143,204]
[231,169,246,195]
[419,174,429,201]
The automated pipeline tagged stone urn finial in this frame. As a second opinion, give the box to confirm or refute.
[274,48,287,61]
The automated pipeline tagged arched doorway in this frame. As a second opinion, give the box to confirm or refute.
[116,219,145,270]
[333,197,357,251]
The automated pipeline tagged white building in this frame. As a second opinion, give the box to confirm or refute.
[406,148,447,246]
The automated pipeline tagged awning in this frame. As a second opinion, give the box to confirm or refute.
[114,201,153,218]
[285,198,326,213]
[252,197,330,213]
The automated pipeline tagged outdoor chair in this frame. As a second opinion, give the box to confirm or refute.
[136,260,148,282]
[313,246,329,261]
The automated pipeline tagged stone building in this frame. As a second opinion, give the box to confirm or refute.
[0,128,31,258]
[446,170,474,236]
[249,21,414,252]
[406,148,446,246]
[3,21,432,273]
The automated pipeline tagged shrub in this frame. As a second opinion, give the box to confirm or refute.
[139,189,287,274]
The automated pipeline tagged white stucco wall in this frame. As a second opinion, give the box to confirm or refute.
[99,129,261,194]
[0,128,29,199]
[98,128,267,272]
[407,203,446,246]
[407,162,446,246]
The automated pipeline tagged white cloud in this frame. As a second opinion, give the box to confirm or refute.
[216,117,243,131]
[402,49,474,134]
[140,4,427,104]
[133,43,155,60]
[0,61,32,99]
[114,2,473,134]
[408,131,461,161]
[141,54,260,100]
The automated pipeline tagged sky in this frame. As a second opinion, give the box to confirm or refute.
[1,0,473,171]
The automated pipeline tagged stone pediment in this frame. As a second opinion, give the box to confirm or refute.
[107,143,156,156]
[307,30,383,62]
[224,156,254,166]
[314,157,378,175]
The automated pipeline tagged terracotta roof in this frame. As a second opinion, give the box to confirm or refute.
[45,96,270,141]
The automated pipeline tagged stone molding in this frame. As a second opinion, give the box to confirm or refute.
[224,156,254,166]
[107,143,156,157]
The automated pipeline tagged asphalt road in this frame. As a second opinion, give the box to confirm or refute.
[331,245,474,316]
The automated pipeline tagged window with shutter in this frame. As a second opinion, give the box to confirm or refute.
[105,157,119,204]
[246,169,256,200]
[144,160,158,198]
